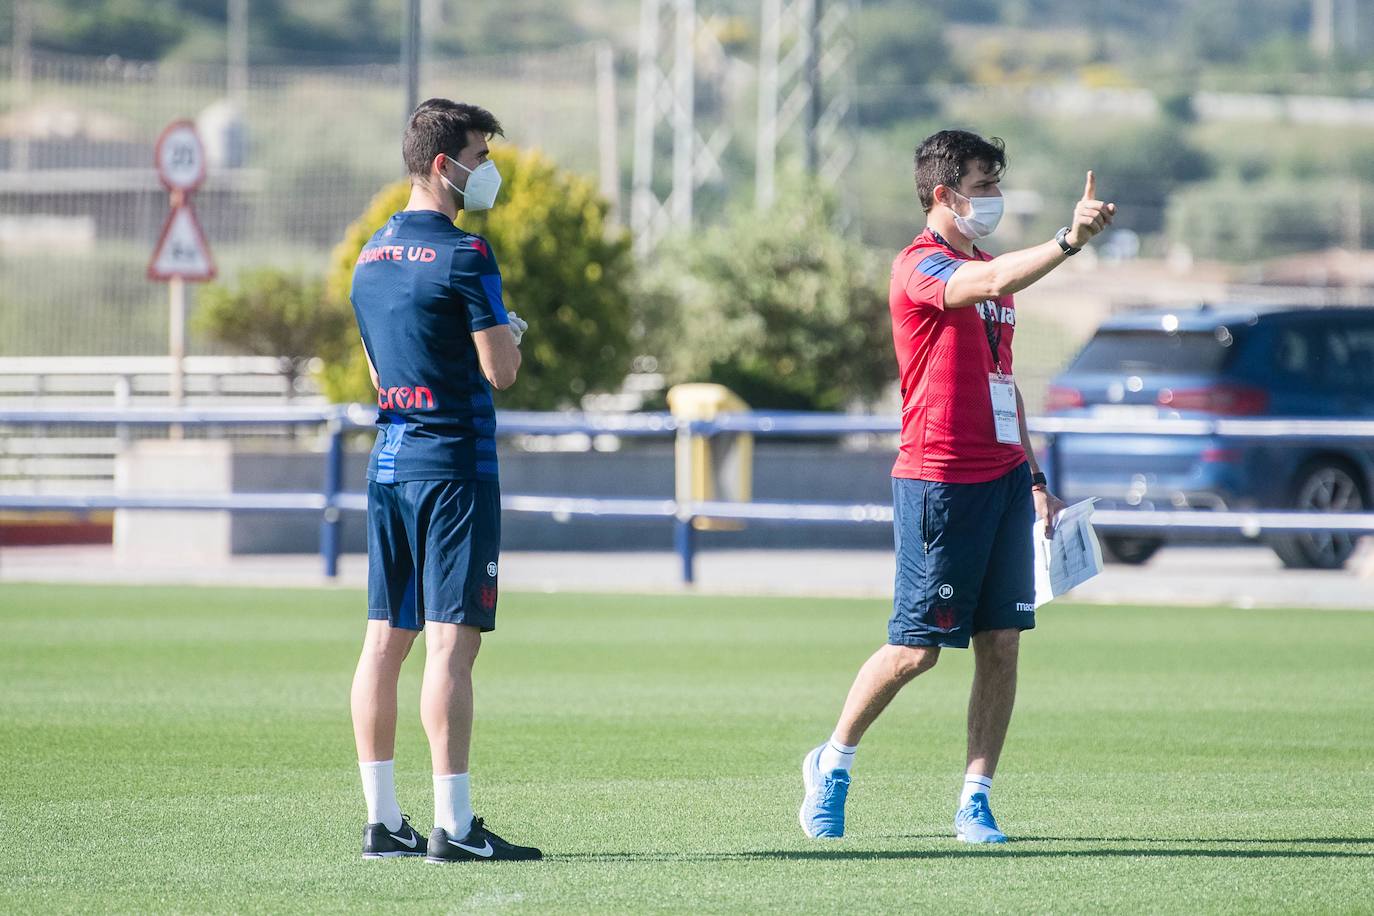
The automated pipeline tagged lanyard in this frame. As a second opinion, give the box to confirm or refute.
[981,302,1003,374]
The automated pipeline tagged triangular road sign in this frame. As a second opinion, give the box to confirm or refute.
[148,204,216,281]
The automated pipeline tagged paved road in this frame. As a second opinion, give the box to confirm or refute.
[1,543,1369,610]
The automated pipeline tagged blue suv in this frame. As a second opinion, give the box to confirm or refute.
[1045,304,1374,568]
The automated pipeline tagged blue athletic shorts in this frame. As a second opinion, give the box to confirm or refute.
[889,462,1035,649]
[366,479,501,632]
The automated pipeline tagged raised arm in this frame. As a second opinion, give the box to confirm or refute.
[944,171,1116,308]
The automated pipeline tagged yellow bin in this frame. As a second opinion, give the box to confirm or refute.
[667,383,753,530]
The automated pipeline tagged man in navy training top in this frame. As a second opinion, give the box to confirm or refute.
[348,98,538,863]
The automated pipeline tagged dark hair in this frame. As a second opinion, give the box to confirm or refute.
[913,129,1006,213]
[402,98,504,177]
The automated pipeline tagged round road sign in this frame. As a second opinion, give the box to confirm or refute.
[154,120,207,192]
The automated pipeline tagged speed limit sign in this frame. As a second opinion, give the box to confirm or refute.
[154,119,206,193]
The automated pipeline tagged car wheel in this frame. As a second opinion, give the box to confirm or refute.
[1270,460,1365,570]
[1100,535,1163,565]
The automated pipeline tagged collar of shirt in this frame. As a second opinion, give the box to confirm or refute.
[925,227,984,260]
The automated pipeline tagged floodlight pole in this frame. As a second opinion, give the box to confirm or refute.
[11,0,32,172]
[402,0,421,124]
[227,0,248,106]
[803,0,821,177]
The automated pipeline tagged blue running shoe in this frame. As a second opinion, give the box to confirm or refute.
[799,745,850,838]
[954,793,1007,843]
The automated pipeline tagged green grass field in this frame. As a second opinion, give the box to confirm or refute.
[2,584,1371,914]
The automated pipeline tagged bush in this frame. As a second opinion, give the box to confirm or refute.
[322,146,635,409]
[1165,177,1364,262]
[195,267,351,395]
[640,180,892,411]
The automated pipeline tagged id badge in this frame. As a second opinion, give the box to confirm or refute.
[988,373,1020,445]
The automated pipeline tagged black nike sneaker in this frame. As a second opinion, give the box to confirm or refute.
[425,817,543,863]
[361,814,427,859]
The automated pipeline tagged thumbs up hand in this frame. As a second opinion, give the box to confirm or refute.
[1064,170,1117,249]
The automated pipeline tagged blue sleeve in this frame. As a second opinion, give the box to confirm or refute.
[450,237,509,332]
[902,250,964,310]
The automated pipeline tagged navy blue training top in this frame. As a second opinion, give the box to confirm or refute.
[350,210,509,483]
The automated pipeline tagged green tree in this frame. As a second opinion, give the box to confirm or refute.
[1080,124,1212,235]
[323,146,635,409]
[853,5,955,124]
[37,0,186,60]
[195,268,352,397]
[641,181,892,411]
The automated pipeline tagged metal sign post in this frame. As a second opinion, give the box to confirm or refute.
[148,121,215,423]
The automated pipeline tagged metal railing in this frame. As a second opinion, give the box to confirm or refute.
[4,406,1374,584]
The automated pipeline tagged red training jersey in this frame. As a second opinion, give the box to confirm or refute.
[889,227,1025,483]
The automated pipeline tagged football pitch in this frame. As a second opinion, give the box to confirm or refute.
[1,584,1371,914]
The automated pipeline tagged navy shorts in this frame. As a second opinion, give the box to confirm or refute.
[366,479,501,632]
[889,463,1035,649]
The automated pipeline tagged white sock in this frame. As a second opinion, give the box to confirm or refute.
[434,773,474,838]
[359,759,403,832]
[817,737,858,774]
[961,773,993,807]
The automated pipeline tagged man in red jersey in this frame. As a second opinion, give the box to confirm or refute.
[799,129,1116,843]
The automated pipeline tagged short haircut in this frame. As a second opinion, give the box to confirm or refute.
[913,129,1006,213]
[402,98,504,177]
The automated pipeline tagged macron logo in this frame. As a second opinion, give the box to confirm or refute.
[377,386,435,410]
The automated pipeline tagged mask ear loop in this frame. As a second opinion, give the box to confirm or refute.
[939,185,969,217]
[438,155,468,199]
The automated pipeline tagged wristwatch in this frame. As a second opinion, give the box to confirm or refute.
[1055,226,1081,256]
[1030,471,1048,490]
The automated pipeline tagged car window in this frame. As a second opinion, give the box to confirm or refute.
[1271,326,1316,382]
[1069,330,1232,374]
[1320,322,1374,388]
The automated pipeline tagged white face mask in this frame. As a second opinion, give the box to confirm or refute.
[440,158,502,212]
[946,187,1004,239]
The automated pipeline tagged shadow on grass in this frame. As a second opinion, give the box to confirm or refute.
[553,838,1374,864]
[876,834,1374,846]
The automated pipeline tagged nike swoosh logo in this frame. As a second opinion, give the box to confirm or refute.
[448,838,494,857]
[389,831,418,849]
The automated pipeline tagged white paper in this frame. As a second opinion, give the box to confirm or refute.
[1032,498,1103,608]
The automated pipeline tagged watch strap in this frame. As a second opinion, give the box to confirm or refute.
[1055,226,1081,255]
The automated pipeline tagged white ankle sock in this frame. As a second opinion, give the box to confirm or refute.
[434,773,473,838]
[359,759,403,832]
[818,737,858,773]
[961,773,993,807]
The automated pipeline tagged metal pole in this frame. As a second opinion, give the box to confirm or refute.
[671,0,695,230]
[630,0,662,256]
[804,0,822,177]
[675,515,696,584]
[11,0,33,172]
[595,41,622,226]
[321,416,345,578]
[168,274,186,440]
[227,0,248,106]
[755,0,781,209]
[401,0,421,124]
[1311,0,1335,58]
